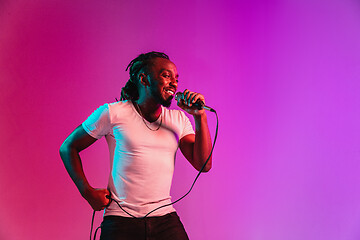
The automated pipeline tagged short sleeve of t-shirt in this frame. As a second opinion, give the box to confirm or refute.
[82,104,111,139]
[179,111,195,139]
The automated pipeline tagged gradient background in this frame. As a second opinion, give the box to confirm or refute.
[1,0,360,239]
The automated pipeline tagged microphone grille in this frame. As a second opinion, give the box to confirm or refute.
[174,92,183,101]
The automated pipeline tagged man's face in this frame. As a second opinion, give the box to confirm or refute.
[147,58,178,107]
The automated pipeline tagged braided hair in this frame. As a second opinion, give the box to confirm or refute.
[120,51,170,101]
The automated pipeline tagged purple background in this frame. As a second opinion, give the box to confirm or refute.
[1,0,360,239]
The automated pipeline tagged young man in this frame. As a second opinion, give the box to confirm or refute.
[59,52,212,240]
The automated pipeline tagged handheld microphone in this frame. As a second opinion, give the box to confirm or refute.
[175,92,215,112]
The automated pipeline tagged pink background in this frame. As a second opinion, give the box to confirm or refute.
[1,0,360,239]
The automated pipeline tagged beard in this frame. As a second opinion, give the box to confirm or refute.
[152,88,173,108]
[162,97,173,108]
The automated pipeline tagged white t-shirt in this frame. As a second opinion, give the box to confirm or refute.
[82,100,195,217]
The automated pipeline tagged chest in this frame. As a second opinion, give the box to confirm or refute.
[110,112,180,154]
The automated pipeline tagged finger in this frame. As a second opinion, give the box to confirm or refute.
[95,189,111,210]
[183,89,190,105]
[185,91,197,106]
[189,92,199,106]
[105,196,111,207]
[101,190,111,204]
[194,94,205,106]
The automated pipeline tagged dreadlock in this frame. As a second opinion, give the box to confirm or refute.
[120,51,170,101]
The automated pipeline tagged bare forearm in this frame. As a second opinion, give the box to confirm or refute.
[59,144,91,195]
[193,113,212,172]
[59,126,109,210]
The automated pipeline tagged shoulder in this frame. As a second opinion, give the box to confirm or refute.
[106,100,137,122]
[86,103,110,120]
[108,100,132,108]
[108,100,133,113]
[162,107,190,123]
[163,107,183,117]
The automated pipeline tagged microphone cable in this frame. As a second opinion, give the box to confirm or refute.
[90,109,218,240]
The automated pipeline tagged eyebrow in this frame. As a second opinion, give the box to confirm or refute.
[160,69,179,78]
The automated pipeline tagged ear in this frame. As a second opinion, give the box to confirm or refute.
[139,73,150,87]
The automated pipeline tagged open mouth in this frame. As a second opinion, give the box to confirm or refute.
[165,89,175,96]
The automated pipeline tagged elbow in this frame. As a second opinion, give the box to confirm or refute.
[202,165,212,172]
[59,142,69,157]
[199,161,212,172]
[193,155,212,172]
[59,140,74,158]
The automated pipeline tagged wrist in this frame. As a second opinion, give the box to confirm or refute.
[193,112,207,121]
[78,182,93,197]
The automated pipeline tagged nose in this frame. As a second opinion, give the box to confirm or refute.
[170,77,178,88]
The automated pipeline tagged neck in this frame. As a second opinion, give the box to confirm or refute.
[134,97,162,122]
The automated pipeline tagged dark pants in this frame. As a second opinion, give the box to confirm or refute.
[99,212,189,240]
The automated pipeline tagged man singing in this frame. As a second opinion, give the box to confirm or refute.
[59,51,212,240]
